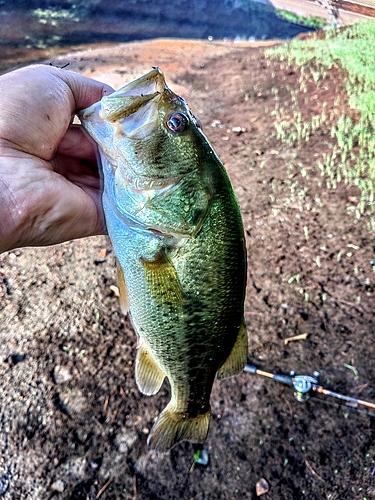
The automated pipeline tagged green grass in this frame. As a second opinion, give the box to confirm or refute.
[275,9,326,28]
[265,20,375,228]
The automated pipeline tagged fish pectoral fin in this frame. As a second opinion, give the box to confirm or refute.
[147,403,211,452]
[216,320,248,380]
[135,344,166,396]
[141,250,184,306]
[117,264,129,315]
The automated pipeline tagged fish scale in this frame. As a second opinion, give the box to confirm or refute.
[79,68,248,451]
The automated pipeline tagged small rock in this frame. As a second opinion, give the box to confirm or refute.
[59,389,87,419]
[256,477,269,496]
[0,473,9,495]
[232,126,246,134]
[109,285,120,297]
[51,479,65,493]
[210,119,221,127]
[135,450,164,475]
[68,457,87,479]
[53,365,72,385]
[114,429,137,453]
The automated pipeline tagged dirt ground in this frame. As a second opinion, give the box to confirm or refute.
[0,38,374,500]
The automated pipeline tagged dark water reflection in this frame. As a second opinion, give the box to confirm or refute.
[1,0,314,52]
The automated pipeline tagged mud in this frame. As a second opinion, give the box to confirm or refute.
[0,38,374,499]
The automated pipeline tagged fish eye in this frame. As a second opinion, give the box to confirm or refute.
[166,112,187,133]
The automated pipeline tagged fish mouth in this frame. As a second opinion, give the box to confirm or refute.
[79,68,168,141]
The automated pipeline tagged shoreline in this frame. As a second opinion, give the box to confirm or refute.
[1,37,284,76]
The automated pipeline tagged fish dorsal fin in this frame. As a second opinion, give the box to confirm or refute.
[147,402,211,452]
[141,250,184,306]
[216,320,248,380]
[117,264,129,315]
[135,343,166,396]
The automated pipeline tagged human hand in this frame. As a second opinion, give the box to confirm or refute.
[0,64,114,253]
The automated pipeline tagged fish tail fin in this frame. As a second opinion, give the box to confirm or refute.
[147,404,211,452]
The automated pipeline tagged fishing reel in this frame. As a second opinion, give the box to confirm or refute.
[244,364,375,411]
[290,370,320,402]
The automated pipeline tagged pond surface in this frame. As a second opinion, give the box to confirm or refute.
[1,0,313,52]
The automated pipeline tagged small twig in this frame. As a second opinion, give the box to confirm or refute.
[283,396,293,416]
[103,395,109,413]
[111,407,119,422]
[305,459,326,483]
[190,493,203,500]
[351,383,368,393]
[119,386,127,400]
[96,477,114,499]
[284,333,308,345]
[133,474,138,498]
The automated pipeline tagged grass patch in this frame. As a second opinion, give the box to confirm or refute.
[275,9,326,29]
[265,20,375,228]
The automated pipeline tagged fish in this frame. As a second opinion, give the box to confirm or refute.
[79,68,248,451]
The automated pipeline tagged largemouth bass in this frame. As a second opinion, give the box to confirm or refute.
[79,68,248,451]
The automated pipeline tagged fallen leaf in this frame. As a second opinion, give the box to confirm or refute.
[256,477,269,496]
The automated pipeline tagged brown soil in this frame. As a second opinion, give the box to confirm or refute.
[1,38,374,500]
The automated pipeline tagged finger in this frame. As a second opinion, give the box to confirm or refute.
[54,66,114,111]
[0,65,114,159]
[57,125,98,161]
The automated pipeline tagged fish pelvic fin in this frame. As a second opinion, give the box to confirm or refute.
[141,250,184,306]
[147,403,211,452]
[116,264,130,315]
[216,320,248,380]
[135,344,166,396]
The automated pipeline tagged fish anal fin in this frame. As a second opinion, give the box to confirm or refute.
[141,250,183,306]
[135,344,165,396]
[217,320,248,380]
[147,403,211,452]
[117,264,129,315]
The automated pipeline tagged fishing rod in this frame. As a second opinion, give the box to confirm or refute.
[244,364,375,412]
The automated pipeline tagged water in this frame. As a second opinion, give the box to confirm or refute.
[1,0,314,54]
